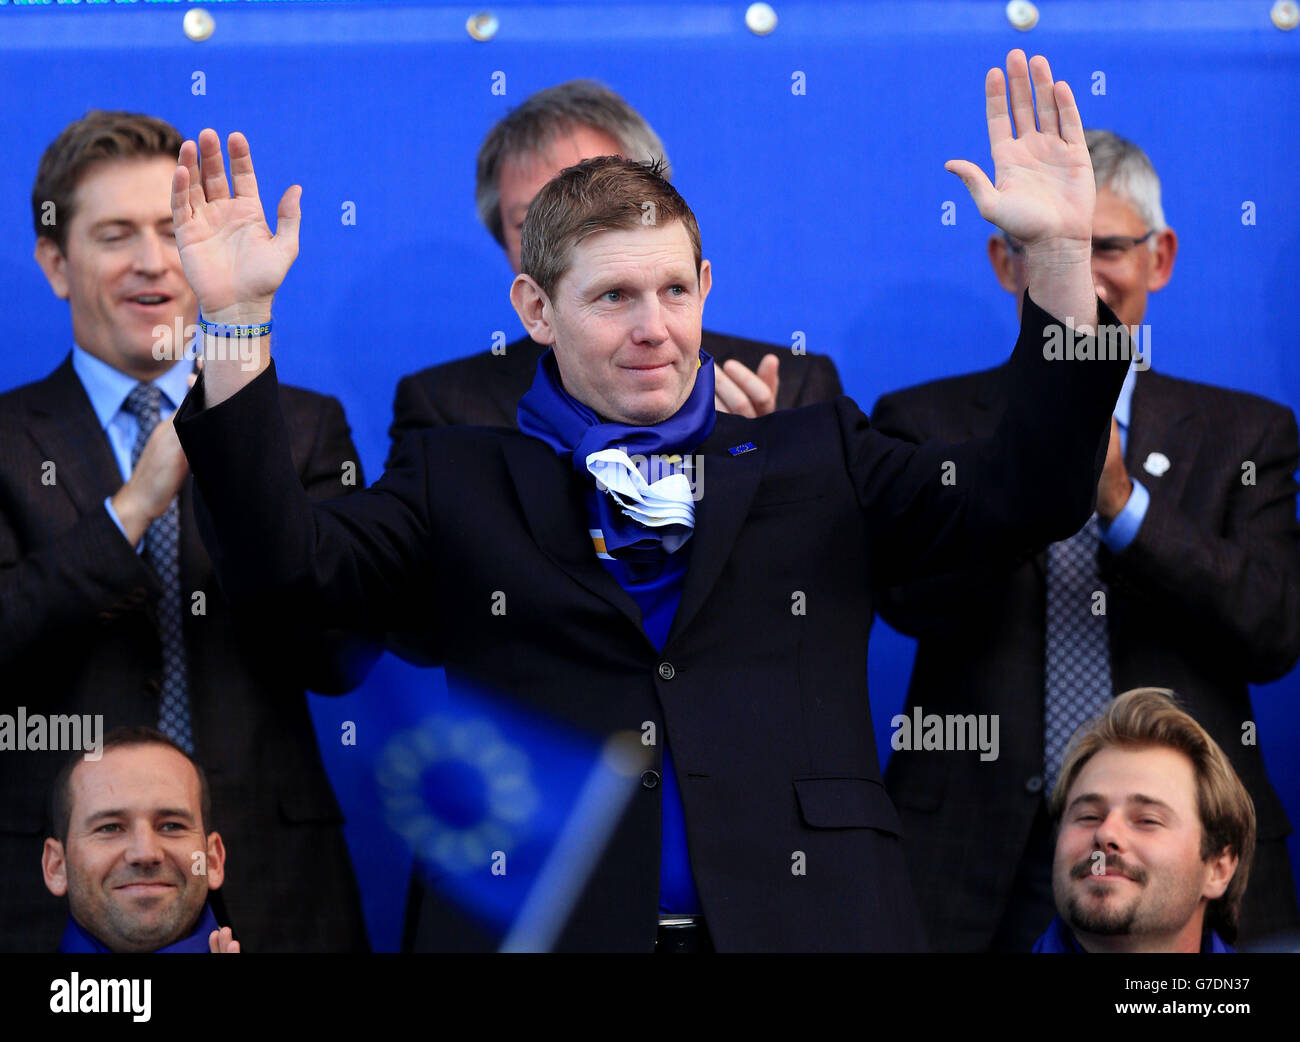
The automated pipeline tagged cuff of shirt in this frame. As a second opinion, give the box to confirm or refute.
[1098,477,1149,553]
[103,496,145,554]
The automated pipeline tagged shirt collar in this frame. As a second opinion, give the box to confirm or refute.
[71,344,192,430]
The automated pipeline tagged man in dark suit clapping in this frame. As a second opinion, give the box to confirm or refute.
[874,129,1300,952]
[0,111,372,952]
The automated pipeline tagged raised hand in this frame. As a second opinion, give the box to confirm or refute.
[945,50,1094,251]
[171,129,300,322]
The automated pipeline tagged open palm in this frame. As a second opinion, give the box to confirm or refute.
[947,51,1094,247]
[170,130,300,316]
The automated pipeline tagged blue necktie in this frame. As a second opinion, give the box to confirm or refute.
[124,383,193,753]
[1043,515,1112,795]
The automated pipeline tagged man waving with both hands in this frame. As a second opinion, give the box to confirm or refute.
[167,51,1134,952]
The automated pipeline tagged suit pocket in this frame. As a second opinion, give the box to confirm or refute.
[793,776,903,836]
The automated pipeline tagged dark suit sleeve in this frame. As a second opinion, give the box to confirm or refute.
[0,495,159,672]
[867,389,1015,638]
[1116,404,1300,682]
[284,394,383,693]
[176,363,434,636]
[842,292,1127,588]
[387,374,445,471]
[790,354,843,407]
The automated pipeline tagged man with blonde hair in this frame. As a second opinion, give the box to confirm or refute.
[1035,687,1254,953]
[169,51,1134,950]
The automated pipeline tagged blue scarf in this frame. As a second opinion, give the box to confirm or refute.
[59,903,220,954]
[517,348,717,563]
[519,347,713,913]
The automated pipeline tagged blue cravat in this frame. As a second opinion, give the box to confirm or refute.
[1043,515,1113,795]
[123,383,193,754]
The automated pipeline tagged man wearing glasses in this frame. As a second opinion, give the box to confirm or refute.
[873,129,1300,952]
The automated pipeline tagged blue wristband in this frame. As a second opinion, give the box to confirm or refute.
[198,315,272,338]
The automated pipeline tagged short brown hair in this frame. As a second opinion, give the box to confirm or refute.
[1048,688,1256,943]
[521,155,701,301]
[32,110,183,254]
[48,726,212,846]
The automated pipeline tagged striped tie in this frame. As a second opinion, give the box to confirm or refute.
[1043,515,1112,796]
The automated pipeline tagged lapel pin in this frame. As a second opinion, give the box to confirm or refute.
[728,442,756,456]
[1143,451,1171,477]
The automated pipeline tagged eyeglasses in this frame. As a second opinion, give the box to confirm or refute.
[1004,231,1154,260]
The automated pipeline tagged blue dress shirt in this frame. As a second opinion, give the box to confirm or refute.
[1095,362,1150,552]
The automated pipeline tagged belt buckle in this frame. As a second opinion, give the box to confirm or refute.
[655,914,706,953]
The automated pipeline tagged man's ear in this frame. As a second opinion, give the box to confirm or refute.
[34,237,70,300]
[987,235,1021,294]
[510,273,556,346]
[203,832,226,891]
[698,259,712,309]
[1146,227,1178,294]
[1202,845,1237,902]
[42,838,68,898]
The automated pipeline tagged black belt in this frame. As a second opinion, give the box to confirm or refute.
[655,915,714,953]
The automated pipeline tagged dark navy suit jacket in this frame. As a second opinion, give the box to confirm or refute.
[175,293,1128,951]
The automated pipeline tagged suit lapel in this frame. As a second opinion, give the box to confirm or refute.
[666,418,766,645]
[1125,369,1200,503]
[503,435,648,641]
[504,415,767,651]
[25,356,128,516]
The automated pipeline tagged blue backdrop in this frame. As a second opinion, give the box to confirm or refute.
[2,0,1297,950]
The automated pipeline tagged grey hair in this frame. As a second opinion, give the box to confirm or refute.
[475,79,672,247]
[1085,128,1167,241]
[1003,128,1166,253]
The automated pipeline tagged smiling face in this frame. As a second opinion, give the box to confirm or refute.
[33,156,197,382]
[42,744,224,953]
[1052,745,1236,953]
[511,219,711,425]
[497,125,626,274]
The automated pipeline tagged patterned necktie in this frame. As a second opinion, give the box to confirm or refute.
[123,383,193,753]
[1043,514,1113,796]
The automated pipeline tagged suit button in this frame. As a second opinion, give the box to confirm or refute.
[1025,775,1044,794]
[143,678,161,696]
[657,662,675,681]
[641,770,660,789]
